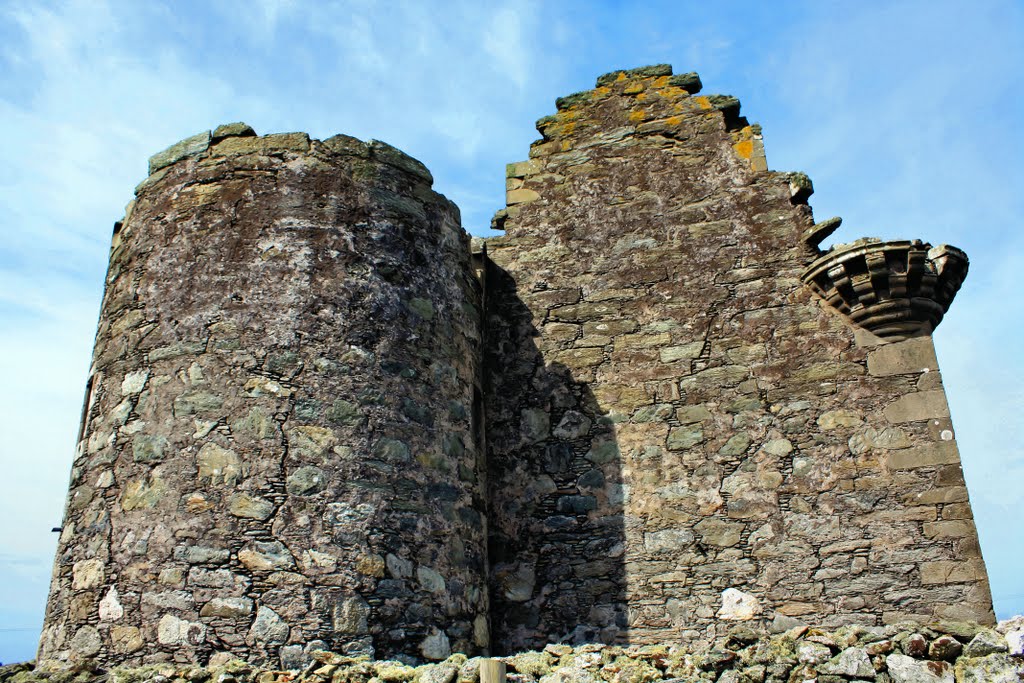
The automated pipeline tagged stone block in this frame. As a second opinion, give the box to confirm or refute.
[148,130,211,174]
[920,560,988,585]
[867,336,939,376]
[884,390,950,423]
[507,188,540,204]
[212,122,256,140]
[905,486,969,505]
[694,518,743,547]
[507,159,541,178]
[887,441,961,469]
[923,520,975,538]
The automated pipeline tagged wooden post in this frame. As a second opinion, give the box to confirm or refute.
[480,658,507,683]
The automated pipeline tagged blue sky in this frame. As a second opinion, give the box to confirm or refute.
[1,0,1022,664]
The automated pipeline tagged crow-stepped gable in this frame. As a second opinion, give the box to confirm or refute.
[39,66,992,669]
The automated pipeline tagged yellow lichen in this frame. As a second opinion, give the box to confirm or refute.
[628,111,646,122]
[694,96,712,110]
[654,86,686,100]
[653,75,670,87]
[734,140,754,159]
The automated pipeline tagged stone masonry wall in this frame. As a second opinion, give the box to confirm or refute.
[484,65,993,653]
[38,126,489,667]
[39,64,996,670]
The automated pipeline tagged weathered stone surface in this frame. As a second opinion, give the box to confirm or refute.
[963,629,1009,657]
[818,647,873,677]
[717,588,761,621]
[212,122,256,140]
[796,640,832,665]
[644,528,695,552]
[928,635,963,660]
[884,390,951,423]
[69,626,102,657]
[40,65,993,667]
[148,130,211,173]
[72,558,103,589]
[41,128,489,667]
[332,595,371,635]
[955,653,1024,682]
[197,598,250,619]
[868,337,940,376]
[887,653,954,682]
[420,629,451,661]
[286,465,327,495]
[98,586,124,621]
[16,618,1024,683]
[250,606,290,643]
[887,441,961,469]
[157,614,206,646]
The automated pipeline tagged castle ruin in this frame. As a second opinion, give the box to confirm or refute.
[38,65,993,668]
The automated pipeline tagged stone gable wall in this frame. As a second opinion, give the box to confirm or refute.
[484,65,992,652]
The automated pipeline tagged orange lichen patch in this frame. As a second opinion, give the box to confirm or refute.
[654,86,688,101]
[624,83,644,95]
[636,93,648,102]
[733,140,754,159]
[594,86,612,97]
[560,122,577,137]
[653,75,670,88]
[694,96,712,110]
[667,116,683,127]
[560,140,573,152]
[556,109,581,122]
[616,72,627,81]
[628,110,646,123]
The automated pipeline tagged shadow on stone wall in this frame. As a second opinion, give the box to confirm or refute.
[483,263,627,654]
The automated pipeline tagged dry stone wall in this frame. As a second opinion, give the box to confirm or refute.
[11,618,1024,683]
[39,126,488,666]
[484,65,992,653]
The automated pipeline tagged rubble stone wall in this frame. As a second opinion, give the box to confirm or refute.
[12,618,1024,683]
[38,127,489,666]
[39,65,995,669]
[484,65,993,653]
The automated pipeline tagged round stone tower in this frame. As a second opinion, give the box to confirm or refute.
[38,125,488,667]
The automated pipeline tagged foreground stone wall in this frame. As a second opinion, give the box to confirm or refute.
[12,619,1024,683]
[485,65,992,652]
[39,126,488,666]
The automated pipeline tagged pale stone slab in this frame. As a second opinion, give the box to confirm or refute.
[868,336,939,376]
[717,587,761,620]
[884,390,950,423]
[887,441,961,469]
[920,559,988,584]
